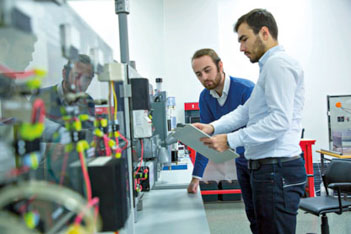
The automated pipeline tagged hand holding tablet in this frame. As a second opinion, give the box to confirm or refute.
[169,124,239,163]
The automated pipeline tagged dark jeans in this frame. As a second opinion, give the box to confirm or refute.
[250,157,306,234]
[236,161,258,234]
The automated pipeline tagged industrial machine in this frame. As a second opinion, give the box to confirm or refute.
[0,0,178,233]
[0,0,130,233]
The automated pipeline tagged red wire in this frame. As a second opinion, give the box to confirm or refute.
[7,166,30,177]
[140,168,148,181]
[103,134,112,156]
[134,139,144,175]
[134,178,138,191]
[133,140,144,191]
[119,131,129,151]
[74,197,99,226]
[114,132,122,156]
[78,151,92,201]
[114,132,120,147]
[0,64,36,79]
[31,98,46,124]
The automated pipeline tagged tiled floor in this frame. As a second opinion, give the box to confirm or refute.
[204,200,351,234]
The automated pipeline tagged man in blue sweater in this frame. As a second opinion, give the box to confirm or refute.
[187,48,257,233]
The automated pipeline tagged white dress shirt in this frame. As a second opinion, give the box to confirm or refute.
[211,45,304,160]
[209,73,230,106]
[192,74,231,180]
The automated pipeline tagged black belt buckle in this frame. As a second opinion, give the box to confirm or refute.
[248,160,260,170]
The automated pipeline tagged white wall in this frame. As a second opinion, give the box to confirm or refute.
[68,0,121,60]
[70,0,351,161]
[163,0,220,119]
[128,0,165,84]
[68,0,164,84]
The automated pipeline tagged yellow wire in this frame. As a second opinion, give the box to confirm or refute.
[111,82,118,121]
[107,81,112,121]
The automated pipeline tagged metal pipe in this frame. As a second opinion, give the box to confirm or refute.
[115,1,136,231]
[118,14,130,64]
[115,0,130,64]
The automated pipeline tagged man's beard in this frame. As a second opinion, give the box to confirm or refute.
[250,36,266,63]
[205,71,221,90]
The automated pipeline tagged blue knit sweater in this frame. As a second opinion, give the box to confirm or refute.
[192,76,254,178]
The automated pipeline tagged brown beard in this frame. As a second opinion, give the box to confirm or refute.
[250,36,266,63]
[205,70,221,90]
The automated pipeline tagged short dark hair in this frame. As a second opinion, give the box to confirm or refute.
[234,9,278,40]
[192,48,221,66]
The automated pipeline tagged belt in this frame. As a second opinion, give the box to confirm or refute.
[248,155,301,170]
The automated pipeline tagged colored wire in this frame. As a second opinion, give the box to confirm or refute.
[110,81,120,156]
[0,181,98,233]
[74,116,80,124]
[114,131,120,154]
[0,64,36,79]
[103,134,112,156]
[140,168,149,181]
[108,81,112,121]
[74,197,99,226]
[134,139,144,176]
[6,166,30,178]
[119,131,129,151]
[111,82,118,121]
[31,98,46,124]
[78,151,92,201]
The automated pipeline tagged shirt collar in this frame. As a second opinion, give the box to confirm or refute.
[210,73,230,99]
[258,45,284,70]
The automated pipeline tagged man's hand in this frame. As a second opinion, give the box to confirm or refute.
[187,177,200,193]
[201,134,229,152]
[192,123,214,135]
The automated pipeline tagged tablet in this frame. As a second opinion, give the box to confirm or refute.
[170,124,239,163]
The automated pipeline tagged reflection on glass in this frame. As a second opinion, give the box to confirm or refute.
[0,28,37,71]
[35,54,95,142]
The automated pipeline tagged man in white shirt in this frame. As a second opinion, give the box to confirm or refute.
[194,9,306,234]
